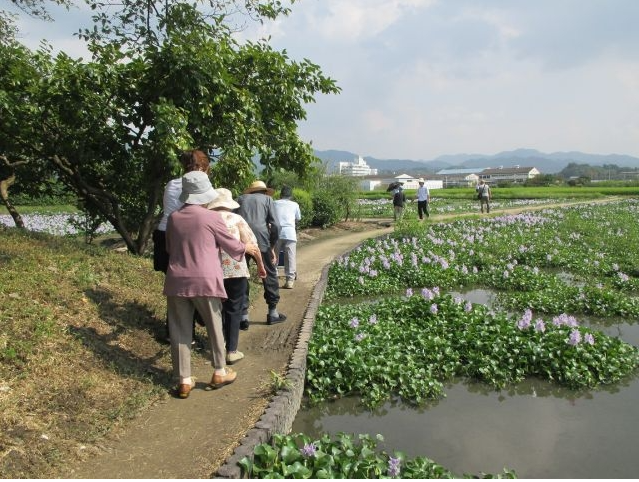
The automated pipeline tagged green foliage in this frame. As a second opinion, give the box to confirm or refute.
[292,187,313,229]
[269,370,293,393]
[2,2,340,255]
[311,190,342,228]
[239,432,516,479]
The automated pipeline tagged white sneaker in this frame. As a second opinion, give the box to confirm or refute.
[226,351,244,364]
[284,280,294,289]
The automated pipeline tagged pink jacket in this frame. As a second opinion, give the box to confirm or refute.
[163,204,245,298]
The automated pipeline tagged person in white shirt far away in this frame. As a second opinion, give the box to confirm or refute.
[273,185,302,289]
[416,178,431,220]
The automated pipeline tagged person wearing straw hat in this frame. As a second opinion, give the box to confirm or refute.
[416,178,431,220]
[164,171,261,399]
[236,180,287,327]
[208,188,266,365]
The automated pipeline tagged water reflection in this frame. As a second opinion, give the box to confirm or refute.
[448,287,498,307]
[293,376,639,478]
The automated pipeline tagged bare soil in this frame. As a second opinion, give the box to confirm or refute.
[62,220,393,479]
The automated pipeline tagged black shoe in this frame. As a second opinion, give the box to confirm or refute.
[240,320,250,331]
[266,313,287,325]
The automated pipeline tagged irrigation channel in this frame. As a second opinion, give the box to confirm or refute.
[292,285,639,478]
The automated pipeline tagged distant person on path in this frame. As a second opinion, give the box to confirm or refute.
[416,178,430,220]
[208,188,266,365]
[164,171,260,398]
[153,149,210,341]
[477,180,492,213]
[392,184,406,221]
[273,185,302,289]
[236,180,287,327]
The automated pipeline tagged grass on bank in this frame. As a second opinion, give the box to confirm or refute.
[0,226,171,478]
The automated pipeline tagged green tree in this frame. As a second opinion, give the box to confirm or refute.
[4,1,340,254]
[0,41,57,227]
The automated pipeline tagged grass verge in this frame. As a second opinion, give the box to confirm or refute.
[0,226,171,478]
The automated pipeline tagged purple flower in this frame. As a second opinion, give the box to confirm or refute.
[464,301,472,312]
[300,442,317,458]
[406,288,413,297]
[584,333,595,345]
[568,330,582,346]
[432,287,440,295]
[358,276,364,285]
[355,332,366,342]
[534,319,546,333]
[369,314,378,325]
[387,457,401,478]
[421,288,433,300]
[430,304,438,315]
[349,317,359,328]
[517,309,532,330]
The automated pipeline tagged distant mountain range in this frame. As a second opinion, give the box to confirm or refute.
[314,148,639,174]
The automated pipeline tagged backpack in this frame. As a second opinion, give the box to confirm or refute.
[393,190,404,207]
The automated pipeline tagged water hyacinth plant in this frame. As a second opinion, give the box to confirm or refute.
[240,432,516,479]
[309,200,639,406]
[306,292,639,407]
[325,200,639,319]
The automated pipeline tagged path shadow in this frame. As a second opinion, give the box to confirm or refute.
[67,287,173,386]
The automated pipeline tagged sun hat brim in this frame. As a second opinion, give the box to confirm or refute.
[179,188,218,205]
[208,198,240,210]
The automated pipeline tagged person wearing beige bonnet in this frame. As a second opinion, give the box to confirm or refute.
[164,171,261,399]
[208,188,266,365]
[235,180,287,327]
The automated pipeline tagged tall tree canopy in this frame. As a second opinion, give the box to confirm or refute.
[1,0,340,253]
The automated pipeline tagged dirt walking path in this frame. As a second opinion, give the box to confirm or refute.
[63,222,393,479]
[62,197,621,479]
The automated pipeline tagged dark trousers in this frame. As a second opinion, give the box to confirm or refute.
[417,200,430,219]
[243,250,280,317]
[222,277,247,352]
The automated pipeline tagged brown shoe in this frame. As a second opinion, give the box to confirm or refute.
[177,382,194,399]
[209,367,237,389]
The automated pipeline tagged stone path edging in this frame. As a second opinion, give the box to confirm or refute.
[215,232,388,478]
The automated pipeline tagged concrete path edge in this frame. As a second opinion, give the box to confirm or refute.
[215,234,386,478]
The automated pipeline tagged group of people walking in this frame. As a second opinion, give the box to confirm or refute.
[391,177,492,219]
[153,149,301,399]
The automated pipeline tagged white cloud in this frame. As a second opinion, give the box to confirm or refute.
[301,0,437,42]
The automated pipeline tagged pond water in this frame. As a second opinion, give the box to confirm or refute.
[293,285,639,477]
[292,375,639,478]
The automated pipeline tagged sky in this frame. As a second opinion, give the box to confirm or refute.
[10,0,639,161]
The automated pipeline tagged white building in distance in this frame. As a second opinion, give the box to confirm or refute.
[339,156,378,176]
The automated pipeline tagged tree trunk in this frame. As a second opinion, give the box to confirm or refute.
[0,173,25,229]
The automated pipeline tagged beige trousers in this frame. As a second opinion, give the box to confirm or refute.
[167,296,226,381]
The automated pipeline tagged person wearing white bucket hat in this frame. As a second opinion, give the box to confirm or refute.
[208,188,267,365]
[153,150,211,343]
[164,171,261,399]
